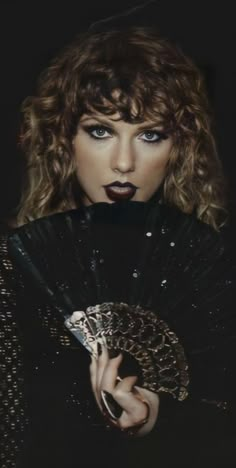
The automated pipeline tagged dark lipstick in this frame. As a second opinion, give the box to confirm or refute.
[104,181,138,201]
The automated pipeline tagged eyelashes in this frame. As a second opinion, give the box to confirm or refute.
[84,125,111,139]
[141,130,169,144]
[80,124,168,144]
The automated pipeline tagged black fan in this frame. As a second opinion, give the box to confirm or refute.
[7,200,230,402]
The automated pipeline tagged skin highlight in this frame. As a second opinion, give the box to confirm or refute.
[73,112,172,206]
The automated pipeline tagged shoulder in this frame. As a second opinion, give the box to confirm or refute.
[161,202,232,244]
[157,203,236,276]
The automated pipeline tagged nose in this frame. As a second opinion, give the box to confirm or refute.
[111,139,135,174]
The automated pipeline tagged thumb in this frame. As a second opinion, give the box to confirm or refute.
[115,375,138,393]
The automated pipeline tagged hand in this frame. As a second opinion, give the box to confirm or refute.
[89,344,160,436]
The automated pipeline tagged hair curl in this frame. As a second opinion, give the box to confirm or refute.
[15,27,227,229]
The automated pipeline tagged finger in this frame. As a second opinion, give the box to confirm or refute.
[133,385,160,412]
[96,344,109,390]
[112,377,149,427]
[100,390,123,420]
[115,375,137,393]
[100,353,123,393]
[89,355,99,401]
[89,355,97,392]
[113,377,140,413]
[118,395,149,429]
[100,371,134,422]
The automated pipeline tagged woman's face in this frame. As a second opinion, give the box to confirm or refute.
[73,112,173,205]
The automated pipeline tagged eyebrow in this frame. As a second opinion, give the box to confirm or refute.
[79,116,163,129]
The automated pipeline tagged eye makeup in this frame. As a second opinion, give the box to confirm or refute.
[139,129,169,144]
[80,123,169,144]
[81,124,112,139]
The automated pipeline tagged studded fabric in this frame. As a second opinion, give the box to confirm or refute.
[1,201,236,467]
[0,236,28,468]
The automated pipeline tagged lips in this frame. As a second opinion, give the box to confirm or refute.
[104,182,138,201]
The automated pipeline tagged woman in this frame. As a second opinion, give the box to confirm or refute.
[1,27,235,467]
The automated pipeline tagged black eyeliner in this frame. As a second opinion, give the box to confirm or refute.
[140,129,169,144]
[80,123,169,143]
[80,124,113,139]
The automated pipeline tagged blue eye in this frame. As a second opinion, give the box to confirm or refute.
[92,127,109,138]
[141,130,168,143]
[81,123,168,143]
[83,125,111,139]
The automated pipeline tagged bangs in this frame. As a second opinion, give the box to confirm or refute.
[76,63,176,130]
[64,30,192,134]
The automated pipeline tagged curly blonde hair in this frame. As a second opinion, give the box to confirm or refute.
[15,27,227,229]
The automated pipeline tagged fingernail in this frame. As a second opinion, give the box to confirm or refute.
[101,390,123,420]
[97,342,102,356]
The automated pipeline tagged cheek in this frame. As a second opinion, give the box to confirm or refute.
[74,151,105,189]
[155,144,172,170]
[143,152,170,176]
[74,144,93,173]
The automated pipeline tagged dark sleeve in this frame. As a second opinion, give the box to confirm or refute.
[148,235,236,466]
[120,240,235,468]
[0,235,28,468]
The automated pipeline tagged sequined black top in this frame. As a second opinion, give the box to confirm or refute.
[1,203,236,468]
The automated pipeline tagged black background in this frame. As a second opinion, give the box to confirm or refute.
[1,0,235,220]
[0,3,235,466]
